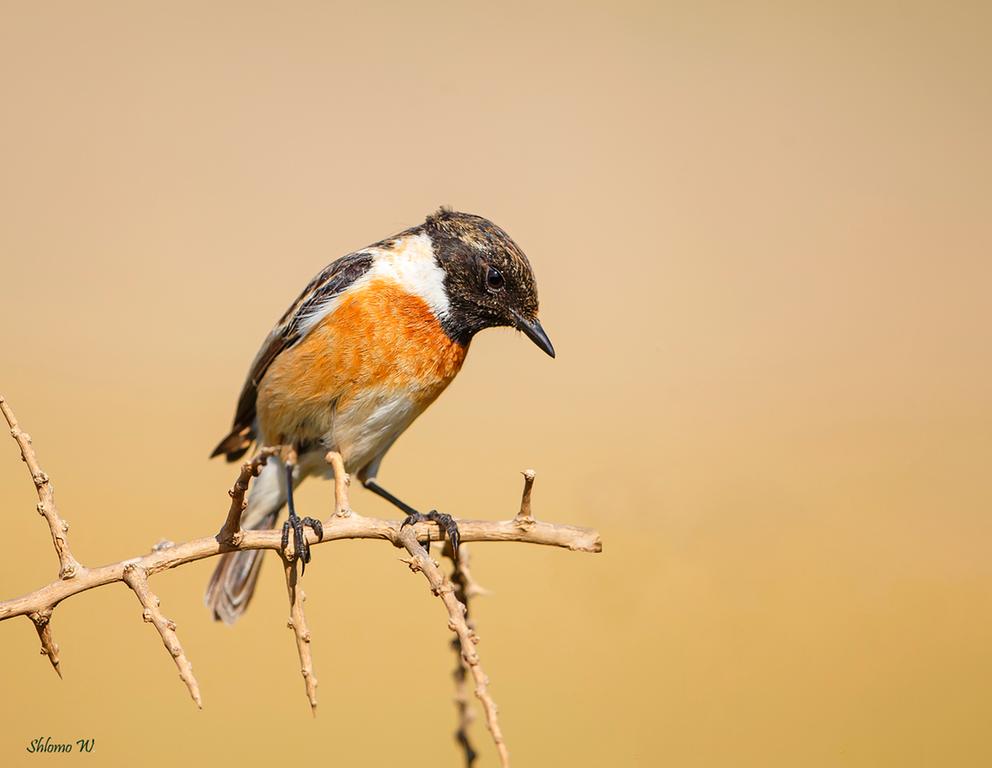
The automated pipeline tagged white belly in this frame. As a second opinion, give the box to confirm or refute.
[291,387,421,482]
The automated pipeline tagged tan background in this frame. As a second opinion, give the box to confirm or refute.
[1,1,990,766]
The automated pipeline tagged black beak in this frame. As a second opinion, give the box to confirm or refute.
[511,310,555,358]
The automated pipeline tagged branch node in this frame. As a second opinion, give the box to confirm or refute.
[29,608,62,679]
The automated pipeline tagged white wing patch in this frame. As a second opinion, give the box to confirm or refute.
[295,232,447,338]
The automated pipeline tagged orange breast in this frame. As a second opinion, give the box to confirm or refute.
[256,279,467,449]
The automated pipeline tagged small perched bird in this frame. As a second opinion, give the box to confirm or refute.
[205,209,554,623]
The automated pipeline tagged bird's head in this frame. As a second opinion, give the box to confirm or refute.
[426,208,554,358]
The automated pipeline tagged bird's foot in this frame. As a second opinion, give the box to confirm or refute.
[281,513,323,574]
[401,510,461,560]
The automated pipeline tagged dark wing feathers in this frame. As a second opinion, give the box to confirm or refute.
[210,250,375,460]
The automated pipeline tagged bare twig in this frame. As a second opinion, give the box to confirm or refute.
[516,469,536,525]
[122,564,202,708]
[285,555,318,714]
[217,446,281,544]
[400,528,509,767]
[0,395,82,579]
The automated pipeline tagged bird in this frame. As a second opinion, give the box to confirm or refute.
[205,208,555,623]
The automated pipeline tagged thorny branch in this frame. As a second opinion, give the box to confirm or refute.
[0,397,602,765]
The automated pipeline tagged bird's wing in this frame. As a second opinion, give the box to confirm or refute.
[211,250,375,460]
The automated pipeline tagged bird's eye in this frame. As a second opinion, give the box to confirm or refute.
[486,267,505,291]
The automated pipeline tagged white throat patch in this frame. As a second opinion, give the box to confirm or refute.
[366,232,449,318]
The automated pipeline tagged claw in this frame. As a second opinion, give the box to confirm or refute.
[307,517,324,541]
[400,510,461,561]
[282,514,323,574]
[448,521,461,560]
[301,517,322,573]
[294,516,305,562]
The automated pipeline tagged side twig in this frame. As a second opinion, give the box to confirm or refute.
[122,564,202,708]
[279,449,354,713]
[325,451,352,517]
[0,395,82,579]
[400,527,510,768]
[285,556,318,714]
[448,541,486,767]
[217,446,281,544]
[516,469,536,525]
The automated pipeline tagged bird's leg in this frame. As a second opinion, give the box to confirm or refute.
[363,478,460,559]
[281,458,323,574]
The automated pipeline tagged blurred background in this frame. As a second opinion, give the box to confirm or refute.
[1,1,990,766]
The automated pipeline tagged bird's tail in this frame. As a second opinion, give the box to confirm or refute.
[205,459,287,624]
